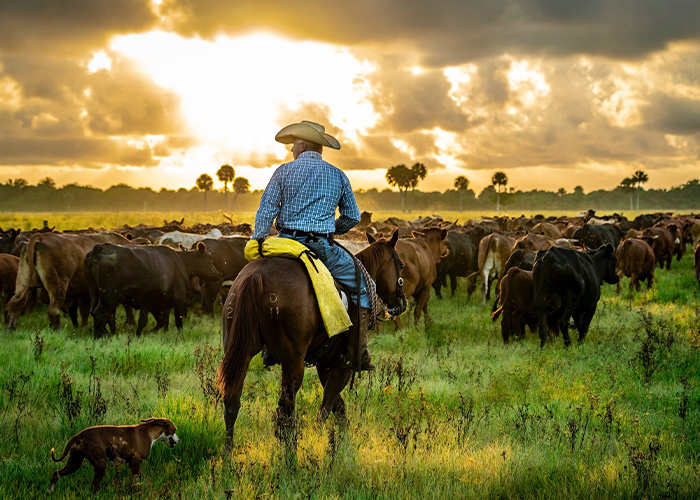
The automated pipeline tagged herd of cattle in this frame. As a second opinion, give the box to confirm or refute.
[0,210,699,348]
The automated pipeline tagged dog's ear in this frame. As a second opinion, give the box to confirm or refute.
[140,418,155,423]
[154,418,172,427]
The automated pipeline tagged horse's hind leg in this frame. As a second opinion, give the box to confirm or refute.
[223,354,252,454]
[275,359,305,447]
[317,364,353,424]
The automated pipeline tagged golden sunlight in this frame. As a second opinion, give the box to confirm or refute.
[506,60,550,107]
[110,31,378,188]
[87,51,112,73]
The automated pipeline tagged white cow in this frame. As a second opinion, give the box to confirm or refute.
[158,229,223,248]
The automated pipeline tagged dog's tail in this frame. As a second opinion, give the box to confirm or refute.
[51,436,79,462]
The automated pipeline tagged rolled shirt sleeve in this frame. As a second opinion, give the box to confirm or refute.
[335,173,361,235]
[251,170,282,240]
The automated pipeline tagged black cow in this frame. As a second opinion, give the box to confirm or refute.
[504,248,536,273]
[532,245,619,347]
[573,224,623,249]
[630,214,657,230]
[85,242,221,338]
[490,249,536,313]
[0,228,21,254]
[193,237,248,314]
[433,231,480,298]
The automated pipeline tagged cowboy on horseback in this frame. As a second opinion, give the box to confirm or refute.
[251,120,375,372]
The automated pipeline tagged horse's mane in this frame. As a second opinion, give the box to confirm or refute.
[356,240,387,275]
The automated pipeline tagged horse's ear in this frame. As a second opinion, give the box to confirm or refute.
[366,231,376,244]
[177,243,185,251]
[411,231,424,238]
[196,241,206,253]
[390,229,399,246]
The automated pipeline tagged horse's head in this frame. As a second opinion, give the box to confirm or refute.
[362,229,407,316]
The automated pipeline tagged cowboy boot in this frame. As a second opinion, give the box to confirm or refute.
[346,307,375,372]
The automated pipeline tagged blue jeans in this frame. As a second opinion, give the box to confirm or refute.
[279,234,372,308]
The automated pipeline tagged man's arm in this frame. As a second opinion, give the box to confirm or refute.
[251,169,283,240]
[335,174,361,235]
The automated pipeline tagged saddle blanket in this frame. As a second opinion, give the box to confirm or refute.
[244,238,353,337]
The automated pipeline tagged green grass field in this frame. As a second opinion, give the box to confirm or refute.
[1,212,699,499]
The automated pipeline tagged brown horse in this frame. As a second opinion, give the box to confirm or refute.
[217,230,406,450]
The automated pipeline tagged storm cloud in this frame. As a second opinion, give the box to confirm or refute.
[1,0,700,191]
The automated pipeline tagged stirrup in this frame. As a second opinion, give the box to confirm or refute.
[343,353,375,372]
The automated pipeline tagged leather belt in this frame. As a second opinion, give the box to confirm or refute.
[279,228,333,239]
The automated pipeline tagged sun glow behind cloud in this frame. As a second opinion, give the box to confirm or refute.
[109,31,378,188]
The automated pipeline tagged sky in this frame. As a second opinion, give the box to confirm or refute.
[1,0,700,195]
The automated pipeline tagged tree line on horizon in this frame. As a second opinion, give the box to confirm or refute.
[1,167,698,214]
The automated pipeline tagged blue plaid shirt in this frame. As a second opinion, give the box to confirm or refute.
[252,151,361,240]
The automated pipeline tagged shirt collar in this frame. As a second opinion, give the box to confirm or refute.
[297,151,322,160]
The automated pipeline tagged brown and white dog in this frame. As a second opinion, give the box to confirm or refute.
[48,418,179,492]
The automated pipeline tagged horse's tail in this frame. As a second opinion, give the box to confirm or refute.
[217,274,263,402]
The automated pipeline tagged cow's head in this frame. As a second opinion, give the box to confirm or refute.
[599,243,619,285]
[186,242,223,282]
[0,228,20,254]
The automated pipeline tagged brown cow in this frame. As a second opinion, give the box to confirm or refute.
[512,233,555,252]
[531,222,562,239]
[7,232,130,330]
[469,233,516,305]
[690,219,700,249]
[561,223,580,239]
[394,227,448,327]
[654,220,687,261]
[615,238,655,293]
[641,226,674,270]
[623,228,644,240]
[0,253,19,323]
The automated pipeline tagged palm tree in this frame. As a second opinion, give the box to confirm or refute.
[216,164,235,209]
[38,177,56,189]
[231,177,250,211]
[491,171,508,212]
[454,176,470,211]
[386,164,412,212]
[557,187,566,196]
[408,163,427,212]
[8,178,28,189]
[196,173,214,211]
[632,170,648,210]
[619,177,635,210]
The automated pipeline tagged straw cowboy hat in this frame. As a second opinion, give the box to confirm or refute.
[275,120,341,150]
